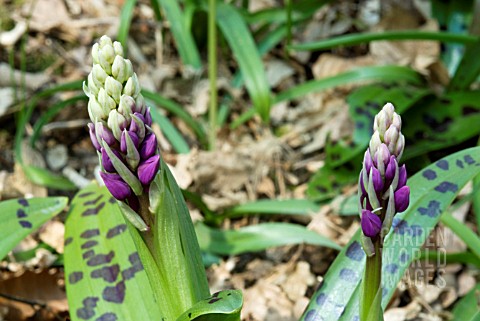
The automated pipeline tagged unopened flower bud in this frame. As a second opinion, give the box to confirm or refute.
[369,132,382,157]
[88,123,101,151]
[87,73,100,97]
[140,133,157,159]
[88,96,108,121]
[100,172,131,200]
[105,76,122,104]
[394,186,410,212]
[98,88,116,111]
[138,155,160,185]
[112,55,128,84]
[101,147,123,172]
[120,130,139,153]
[361,209,382,238]
[95,122,116,146]
[107,110,127,140]
[99,35,115,64]
[397,165,407,189]
[92,64,108,87]
[113,41,124,57]
[123,74,140,97]
[130,114,146,141]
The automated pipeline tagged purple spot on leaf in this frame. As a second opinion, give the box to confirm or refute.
[385,264,398,274]
[96,313,117,321]
[304,310,324,321]
[418,200,441,218]
[19,220,32,228]
[82,202,105,216]
[84,297,99,307]
[422,169,437,180]
[400,252,410,263]
[339,268,358,282]
[108,197,116,204]
[81,240,99,249]
[65,237,73,246]
[77,307,95,320]
[435,181,458,193]
[464,155,475,165]
[81,229,100,239]
[78,192,95,198]
[84,195,103,206]
[18,198,29,206]
[91,264,120,283]
[69,271,83,284]
[82,250,95,260]
[106,224,127,239]
[87,251,115,266]
[435,160,448,170]
[16,209,27,218]
[456,159,464,169]
[102,281,126,303]
[316,293,327,306]
[345,241,365,262]
[208,297,221,304]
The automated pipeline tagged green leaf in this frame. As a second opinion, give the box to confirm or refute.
[307,165,358,202]
[23,165,77,190]
[176,290,243,321]
[451,283,480,320]
[448,38,480,91]
[301,147,480,321]
[150,0,202,69]
[64,185,164,321]
[227,199,320,217]
[149,105,190,154]
[117,0,138,49]
[290,31,477,51]
[215,2,272,121]
[142,89,207,147]
[0,196,67,260]
[196,222,341,255]
[275,66,425,103]
[402,91,480,160]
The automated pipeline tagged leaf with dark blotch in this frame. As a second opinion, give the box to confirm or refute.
[175,290,243,321]
[0,197,67,260]
[301,147,480,321]
[402,91,480,159]
[64,185,163,321]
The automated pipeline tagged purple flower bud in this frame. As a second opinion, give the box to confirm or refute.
[96,122,116,146]
[100,172,132,200]
[101,148,123,172]
[385,156,397,185]
[394,186,410,213]
[144,107,152,126]
[363,150,373,175]
[140,133,157,159]
[361,209,382,238]
[397,165,407,189]
[120,130,139,153]
[88,123,101,151]
[371,167,384,193]
[375,144,390,167]
[138,154,160,185]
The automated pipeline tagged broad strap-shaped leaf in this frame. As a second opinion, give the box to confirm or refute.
[451,283,480,320]
[176,290,243,321]
[0,197,67,260]
[402,91,480,160]
[196,222,341,255]
[64,185,163,321]
[301,147,480,321]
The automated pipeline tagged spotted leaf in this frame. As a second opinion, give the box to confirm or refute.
[175,290,243,321]
[64,185,163,321]
[0,197,67,260]
[301,147,480,321]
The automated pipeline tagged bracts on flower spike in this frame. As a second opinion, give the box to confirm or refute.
[84,35,160,231]
[358,103,410,256]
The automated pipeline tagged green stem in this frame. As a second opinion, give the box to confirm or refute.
[208,0,218,150]
[361,238,383,321]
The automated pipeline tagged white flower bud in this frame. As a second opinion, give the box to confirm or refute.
[119,95,136,121]
[112,56,128,83]
[369,131,382,157]
[384,126,399,154]
[92,43,100,64]
[105,76,122,104]
[87,73,100,97]
[135,94,146,114]
[88,96,107,121]
[92,64,108,86]
[113,41,124,57]
[108,110,127,141]
[98,88,116,111]
[99,36,115,64]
